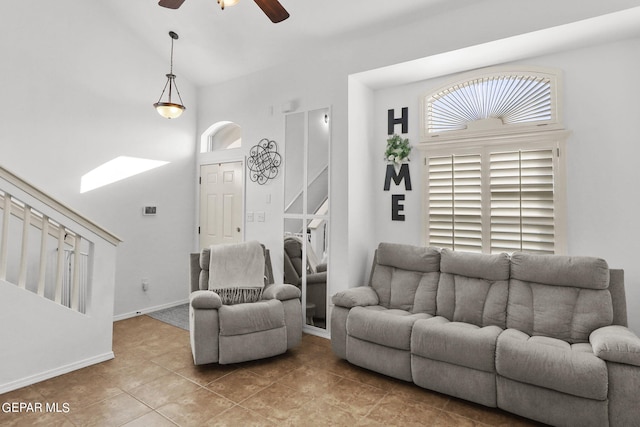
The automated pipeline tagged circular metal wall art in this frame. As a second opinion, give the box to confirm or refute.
[247,138,282,185]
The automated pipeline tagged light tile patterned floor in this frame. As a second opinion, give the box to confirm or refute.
[0,315,544,426]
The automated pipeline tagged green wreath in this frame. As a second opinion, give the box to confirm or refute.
[385,134,411,164]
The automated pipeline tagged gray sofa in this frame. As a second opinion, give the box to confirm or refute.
[331,243,640,427]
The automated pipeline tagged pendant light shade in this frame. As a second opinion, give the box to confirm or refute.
[217,0,240,9]
[154,31,186,119]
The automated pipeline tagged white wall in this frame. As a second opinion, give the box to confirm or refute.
[0,1,198,318]
[196,57,350,299]
[371,37,640,333]
[197,4,640,336]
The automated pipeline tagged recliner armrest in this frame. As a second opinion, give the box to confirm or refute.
[332,286,379,308]
[590,325,640,367]
[262,283,301,301]
[190,290,222,309]
[307,271,327,285]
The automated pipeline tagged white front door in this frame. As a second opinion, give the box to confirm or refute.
[199,162,243,249]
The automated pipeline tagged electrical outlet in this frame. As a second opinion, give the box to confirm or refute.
[247,212,254,222]
[142,278,149,292]
[256,211,265,222]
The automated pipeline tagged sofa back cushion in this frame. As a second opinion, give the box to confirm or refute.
[436,249,510,328]
[507,252,613,343]
[370,243,440,314]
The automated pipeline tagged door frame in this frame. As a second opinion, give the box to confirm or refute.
[196,155,246,250]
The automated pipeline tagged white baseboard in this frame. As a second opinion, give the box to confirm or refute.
[113,299,189,322]
[0,352,114,395]
[303,325,330,339]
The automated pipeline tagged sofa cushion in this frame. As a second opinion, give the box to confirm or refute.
[507,252,614,343]
[507,279,613,343]
[511,252,609,289]
[347,306,432,350]
[377,242,441,272]
[371,243,440,314]
[412,317,502,373]
[440,248,510,281]
[218,299,284,336]
[496,329,608,401]
[436,249,509,328]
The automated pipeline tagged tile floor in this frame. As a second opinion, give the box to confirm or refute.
[0,315,543,426]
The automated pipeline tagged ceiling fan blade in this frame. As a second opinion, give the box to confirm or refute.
[158,0,186,9]
[253,0,289,23]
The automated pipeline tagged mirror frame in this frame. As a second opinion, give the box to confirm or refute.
[283,107,331,332]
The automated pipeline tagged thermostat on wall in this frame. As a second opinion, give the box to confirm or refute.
[143,206,157,216]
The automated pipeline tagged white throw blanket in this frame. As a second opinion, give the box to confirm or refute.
[208,240,265,304]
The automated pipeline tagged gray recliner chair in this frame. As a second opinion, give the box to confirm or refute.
[188,241,302,365]
[283,236,327,322]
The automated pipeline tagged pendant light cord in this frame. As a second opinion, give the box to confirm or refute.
[155,31,185,107]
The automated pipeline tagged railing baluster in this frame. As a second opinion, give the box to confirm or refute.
[0,192,11,280]
[71,235,81,311]
[37,215,49,296]
[18,204,31,289]
[54,224,65,304]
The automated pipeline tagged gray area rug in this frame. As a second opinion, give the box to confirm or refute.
[147,303,189,330]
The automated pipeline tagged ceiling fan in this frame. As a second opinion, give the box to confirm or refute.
[158,0,289,23]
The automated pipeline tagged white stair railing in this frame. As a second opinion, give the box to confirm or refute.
[0,191,88,312]
[0,165,121,394]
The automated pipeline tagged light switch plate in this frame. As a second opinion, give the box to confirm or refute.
[247,212,254,222]
[256,211,265,222]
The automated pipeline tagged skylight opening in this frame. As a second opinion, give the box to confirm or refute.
[80,156,169,193]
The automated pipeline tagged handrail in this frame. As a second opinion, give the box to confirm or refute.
[0,166,121,245]
[0,193,76,245]
[284,164,328,213]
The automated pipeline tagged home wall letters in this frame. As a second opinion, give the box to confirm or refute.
[385,108,411,221]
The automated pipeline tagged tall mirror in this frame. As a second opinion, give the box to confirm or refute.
[283,107,330,330]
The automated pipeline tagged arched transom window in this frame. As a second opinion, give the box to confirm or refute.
[422,68,560,138]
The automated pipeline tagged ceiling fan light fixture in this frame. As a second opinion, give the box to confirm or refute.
[154,31,186,119]
[217,0,239,10]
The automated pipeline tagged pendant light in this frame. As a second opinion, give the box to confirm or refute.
[154,31,186,119]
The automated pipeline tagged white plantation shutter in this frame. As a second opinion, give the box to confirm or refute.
[489,149,555,254]
[424,139,565,255]
[428,155,482,252]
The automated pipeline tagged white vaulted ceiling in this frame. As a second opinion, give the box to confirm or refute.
[102,0,640,88]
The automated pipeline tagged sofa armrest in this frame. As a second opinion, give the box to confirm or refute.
[190,290,222,309]
[332,286,379,308]
[262,283,301,301]
[590,325,640,367]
